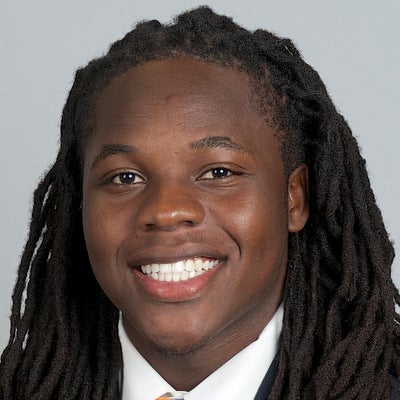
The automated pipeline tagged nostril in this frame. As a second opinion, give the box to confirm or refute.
[145,210,201,231]
[138,190,205,231]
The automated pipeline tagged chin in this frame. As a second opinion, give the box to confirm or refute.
[148,330,211,358]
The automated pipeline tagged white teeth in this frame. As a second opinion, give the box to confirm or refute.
[172,272,180,282]
[185,259,195,272]
[174,261,184,273]
[143,265,150,274]
[160,264,171,273]
[140,258,219,282]
[194,259,203,272]
[181,271,189,281]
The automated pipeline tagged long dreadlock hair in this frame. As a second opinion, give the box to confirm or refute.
[1,6,398,399]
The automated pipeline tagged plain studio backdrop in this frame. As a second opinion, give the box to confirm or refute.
[0,0,399,351]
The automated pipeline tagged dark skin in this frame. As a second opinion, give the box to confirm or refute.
[82,58,309,390]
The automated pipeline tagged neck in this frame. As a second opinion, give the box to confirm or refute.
[123,305,278,391]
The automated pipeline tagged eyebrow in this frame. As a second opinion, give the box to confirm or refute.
[189,136,250,153]
[90,144,137,169]
[90,136,249,169]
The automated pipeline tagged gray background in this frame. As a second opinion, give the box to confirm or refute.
[0,0,399,351]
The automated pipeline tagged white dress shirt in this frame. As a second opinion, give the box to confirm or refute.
[119,304,283,400]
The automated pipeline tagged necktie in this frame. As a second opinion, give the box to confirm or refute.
[155,391,188,399]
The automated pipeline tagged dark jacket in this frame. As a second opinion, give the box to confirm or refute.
[254,357,398,399]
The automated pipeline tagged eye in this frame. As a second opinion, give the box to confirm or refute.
[200,167,233,180]
[111,172,145,185]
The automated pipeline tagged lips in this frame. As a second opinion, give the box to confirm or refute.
[130,254,224,301]
[140,258,219,282]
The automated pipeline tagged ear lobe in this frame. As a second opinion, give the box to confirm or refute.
[288,164,309,233]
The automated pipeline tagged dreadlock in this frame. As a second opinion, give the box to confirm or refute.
[1,6,398,399]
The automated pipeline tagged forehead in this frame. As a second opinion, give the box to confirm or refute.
[84,57,285,172]
[93,58,269,137]
[97,58,253,105]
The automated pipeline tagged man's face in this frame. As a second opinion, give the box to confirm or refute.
[82,58,308,359]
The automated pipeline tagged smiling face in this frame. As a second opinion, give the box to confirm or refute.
[82,58,308,371]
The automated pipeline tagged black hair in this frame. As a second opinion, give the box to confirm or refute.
[1,6,399,399]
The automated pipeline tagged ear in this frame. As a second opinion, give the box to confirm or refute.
[288,164,309,233]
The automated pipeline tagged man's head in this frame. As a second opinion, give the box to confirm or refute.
[1,7,397,400]
[81,57,309,377]
[67,7,312,379]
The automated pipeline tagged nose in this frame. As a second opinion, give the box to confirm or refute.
[137,182,205,231]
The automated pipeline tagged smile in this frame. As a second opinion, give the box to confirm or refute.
[140,258,219,282]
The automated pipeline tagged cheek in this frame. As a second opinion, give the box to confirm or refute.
[221,183,289,288]
[83,206,115,258]
[228,187,288,248]
[81,193,128,295]
[82,186,130,254]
